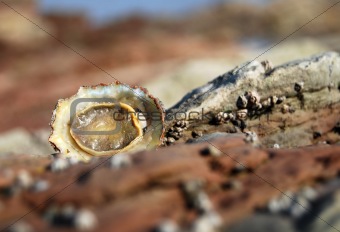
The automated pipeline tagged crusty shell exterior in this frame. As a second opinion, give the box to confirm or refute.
[49,81,165,162]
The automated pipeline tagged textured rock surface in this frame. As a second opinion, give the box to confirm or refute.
[165,52,340,148]
[168,52,340,116]
[1,137,340,231]
[1,52,340,232]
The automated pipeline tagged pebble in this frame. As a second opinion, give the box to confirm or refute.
[281,104,290,114]
[31,179,50,192]
[74,209,98,231]
[196,192,214,213]
[8,221,33,232]
[191,211,222,232]
[261,60,273,75]
[110,153,132,169]
[68,156,79,166]
[268,191,294,213]
[15,170,33,189]
[273,144,280,149]
[244,131,259,146]
[290,196,310,218]
[300,186,318,201]
[200,145,222,157]
[155,220,180,232]
[50,158,70,172]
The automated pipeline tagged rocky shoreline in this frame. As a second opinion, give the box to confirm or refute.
[1,52,340,232]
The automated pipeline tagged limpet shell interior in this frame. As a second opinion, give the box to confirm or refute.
[49,82,165,162]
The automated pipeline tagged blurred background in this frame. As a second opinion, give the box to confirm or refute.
[0,0,339,155]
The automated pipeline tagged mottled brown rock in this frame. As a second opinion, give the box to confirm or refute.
[1,137,340,232]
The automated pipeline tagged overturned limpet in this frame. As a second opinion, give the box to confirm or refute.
[49,82,165,162]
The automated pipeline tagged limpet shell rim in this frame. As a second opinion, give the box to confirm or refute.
[49,81,165,159]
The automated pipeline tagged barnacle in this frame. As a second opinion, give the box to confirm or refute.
[49,82,165,162]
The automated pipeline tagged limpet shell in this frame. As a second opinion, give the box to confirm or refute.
[49,82,165,162]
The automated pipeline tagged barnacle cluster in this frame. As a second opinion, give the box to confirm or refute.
[214,90,287,130]
[163,120,188,145]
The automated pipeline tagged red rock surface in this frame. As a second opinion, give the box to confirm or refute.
[1,136,340,231]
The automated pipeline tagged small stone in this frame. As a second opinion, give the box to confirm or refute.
[200,145,222,157]
[268,191,294,213]
[31,179,50,192]
[15,170,33,189]
[230,180,243,191]
[244,131,259,146]
[290,196,310,218]
[110,153,131,169]
[182,180,206,209]
[183,180,204,195]
[191,211,222,232]
[74,209,98,231]
[261,60,273,74]
[273,144,280,149]
[281,104,290,114]
[68,157,79,166]
[196,192,214,213]
[155,220,180,232]
[300,186,318,201]
[8,221,33,232]
[50,158,70,172]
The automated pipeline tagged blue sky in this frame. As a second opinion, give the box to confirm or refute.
[39,0,270,25]
[39,0,221,24]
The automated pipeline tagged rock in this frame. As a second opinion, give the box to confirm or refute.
[227,214,296,232]
[168,52,340,117]
[167,52,340,148]
[74,209,98,231]
[0,128,54,156]
[1,137,340,231]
